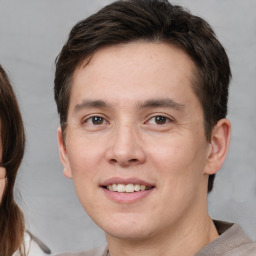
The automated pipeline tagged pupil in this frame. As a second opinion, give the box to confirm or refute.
[155,116,166,124]
[92,117,103,125]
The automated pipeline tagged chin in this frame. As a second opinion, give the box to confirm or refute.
[94,215,155,241]
[105,226,153,241]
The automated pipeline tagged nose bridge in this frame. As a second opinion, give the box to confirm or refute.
[107,120,146,166]
[115,123,137,151]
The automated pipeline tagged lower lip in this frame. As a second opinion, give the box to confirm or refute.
[102,187,154,203]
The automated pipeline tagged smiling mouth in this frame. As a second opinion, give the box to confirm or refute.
[103,184,154,193]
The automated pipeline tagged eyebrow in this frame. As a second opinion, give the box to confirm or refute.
[73,99,108,114]
[139,98,185,111]
[72,98,185,115]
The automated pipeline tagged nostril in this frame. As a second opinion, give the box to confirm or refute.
[110,159,117,164]
[108,158,139,166]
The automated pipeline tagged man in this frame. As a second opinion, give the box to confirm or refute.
[54,0,256,255]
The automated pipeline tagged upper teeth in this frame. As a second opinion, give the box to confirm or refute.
[107,184,148,193]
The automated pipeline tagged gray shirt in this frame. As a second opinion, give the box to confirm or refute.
[57,220,256,256]
[195,220,256,256]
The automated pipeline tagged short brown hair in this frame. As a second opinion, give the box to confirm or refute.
[54,0,231,192]
[0,65,26,256]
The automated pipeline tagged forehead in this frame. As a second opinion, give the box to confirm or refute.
[70,41,198,108]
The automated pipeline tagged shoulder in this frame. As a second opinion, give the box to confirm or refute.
[218,221,256,256]
[222,225,256,256]
[221,239,256,256]
[196,220,256,256]
[26,231,52,256]
[55,246,108,256]
[13,231,52,256]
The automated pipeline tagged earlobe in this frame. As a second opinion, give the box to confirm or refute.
[204,118,231,175]
[57,127,73,179]
[63,167,72,179]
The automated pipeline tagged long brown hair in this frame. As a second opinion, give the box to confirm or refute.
[0,65,26,256]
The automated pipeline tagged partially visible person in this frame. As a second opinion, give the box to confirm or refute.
[0,64,26,256]
[0,64,51,256]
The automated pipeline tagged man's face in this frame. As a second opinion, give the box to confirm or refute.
[58,42,213,240]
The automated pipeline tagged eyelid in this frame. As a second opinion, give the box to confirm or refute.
[81,114,109,125]
[145,114,174,125]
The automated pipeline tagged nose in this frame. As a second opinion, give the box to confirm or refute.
[106,125,146,167]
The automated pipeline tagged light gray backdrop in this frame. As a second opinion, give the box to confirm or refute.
[0,0,255,254]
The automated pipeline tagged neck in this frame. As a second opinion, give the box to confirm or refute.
[106,214,218,256]
[106,183,219,256]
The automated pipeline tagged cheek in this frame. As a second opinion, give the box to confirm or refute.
[67,135,105,173]
[148,139,208,214]
[0,179,6,201]
[66,139,102,211]
[148,135,208,181]
[0,167,6,201]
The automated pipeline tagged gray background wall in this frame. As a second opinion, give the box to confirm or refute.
[0,0,255,254]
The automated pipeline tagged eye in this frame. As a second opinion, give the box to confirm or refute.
[84,116,107,125]
[147,115,171,125]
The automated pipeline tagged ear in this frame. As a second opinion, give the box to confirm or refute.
[204,118,231,175]
[57,127,73,179]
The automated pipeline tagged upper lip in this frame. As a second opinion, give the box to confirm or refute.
[100,177,155,187]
